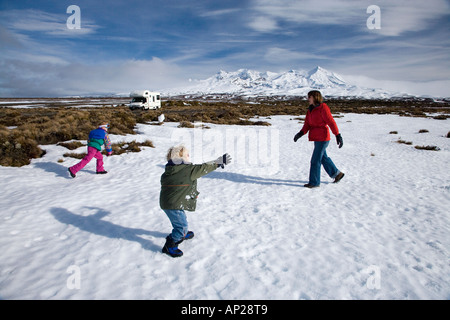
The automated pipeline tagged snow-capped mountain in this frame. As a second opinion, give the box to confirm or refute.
[166,66,407,99]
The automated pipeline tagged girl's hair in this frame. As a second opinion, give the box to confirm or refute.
[166,145,189,163]
[307,90,323,104]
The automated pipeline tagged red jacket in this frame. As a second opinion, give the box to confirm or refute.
[300,103,339,141]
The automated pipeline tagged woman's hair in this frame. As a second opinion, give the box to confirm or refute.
[166,145,189,163]
[307,90,323,104]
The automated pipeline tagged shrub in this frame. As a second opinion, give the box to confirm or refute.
[415,145,440,151]
[2,97,449,166]
[178,121,194,128]
[0,132,46,166]
[107,140,155,155]
[63,152,86,159]
[249,120,271,126]
[63,140,154,159]
[57,141,85,150]
[0,106,139,166]
[396,139,412,145]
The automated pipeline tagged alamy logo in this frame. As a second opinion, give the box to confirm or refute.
[171,124,280,174]
[364,265,381,290]
[66,265,81,290]
[66,5,81,30]
[367,5,381,30]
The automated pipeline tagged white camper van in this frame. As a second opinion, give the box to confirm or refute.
[129,90,161,110]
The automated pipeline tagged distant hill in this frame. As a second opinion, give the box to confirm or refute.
[165,66,410,99]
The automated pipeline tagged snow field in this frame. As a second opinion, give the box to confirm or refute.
[0,113,449,299]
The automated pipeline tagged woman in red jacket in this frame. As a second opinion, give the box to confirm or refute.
[294,90,344,188]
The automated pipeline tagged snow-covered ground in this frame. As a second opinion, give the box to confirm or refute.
[0,113,449,300]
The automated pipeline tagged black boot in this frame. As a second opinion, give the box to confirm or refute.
[68,168,76,178]
[334,172,345,183]
[162,236,183,258]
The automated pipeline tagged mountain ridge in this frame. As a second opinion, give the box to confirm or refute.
[165,66,410,99]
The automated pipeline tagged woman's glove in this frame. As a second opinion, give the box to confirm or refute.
[336,134,343,148]
[215,153,232,168]
[293,131,304,142]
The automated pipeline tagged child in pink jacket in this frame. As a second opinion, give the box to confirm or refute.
[68,122,112,178]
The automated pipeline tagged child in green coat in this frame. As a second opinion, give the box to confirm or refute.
[160,145,231,257]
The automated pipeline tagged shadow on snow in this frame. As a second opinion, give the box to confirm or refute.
[204,171,307,187]
[50,206,166,253]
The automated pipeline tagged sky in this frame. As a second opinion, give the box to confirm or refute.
[0,0,449,97]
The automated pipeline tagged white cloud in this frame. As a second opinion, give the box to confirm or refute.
[0,57,191,97]
[249,0,450,36]
[0,9,97,36]
[342,74,450,97]
[1,4,448,97]
[0,9,189,97]
[200,8,241,17]
[264,47,327,63]
[248,16,279,33]
[378,1,450,36]
[249,0,361,29]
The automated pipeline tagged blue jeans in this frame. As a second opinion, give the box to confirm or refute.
[163,209,188,243]
[309,141,339,186]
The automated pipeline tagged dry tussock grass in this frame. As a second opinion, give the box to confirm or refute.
[1,97,448,166]
[414,145,440,151]
[63,140,154,159]
[1,106,136,166]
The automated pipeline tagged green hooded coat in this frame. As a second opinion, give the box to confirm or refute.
[160,161,218,211]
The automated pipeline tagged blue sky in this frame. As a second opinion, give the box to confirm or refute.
[0,0,449,97]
